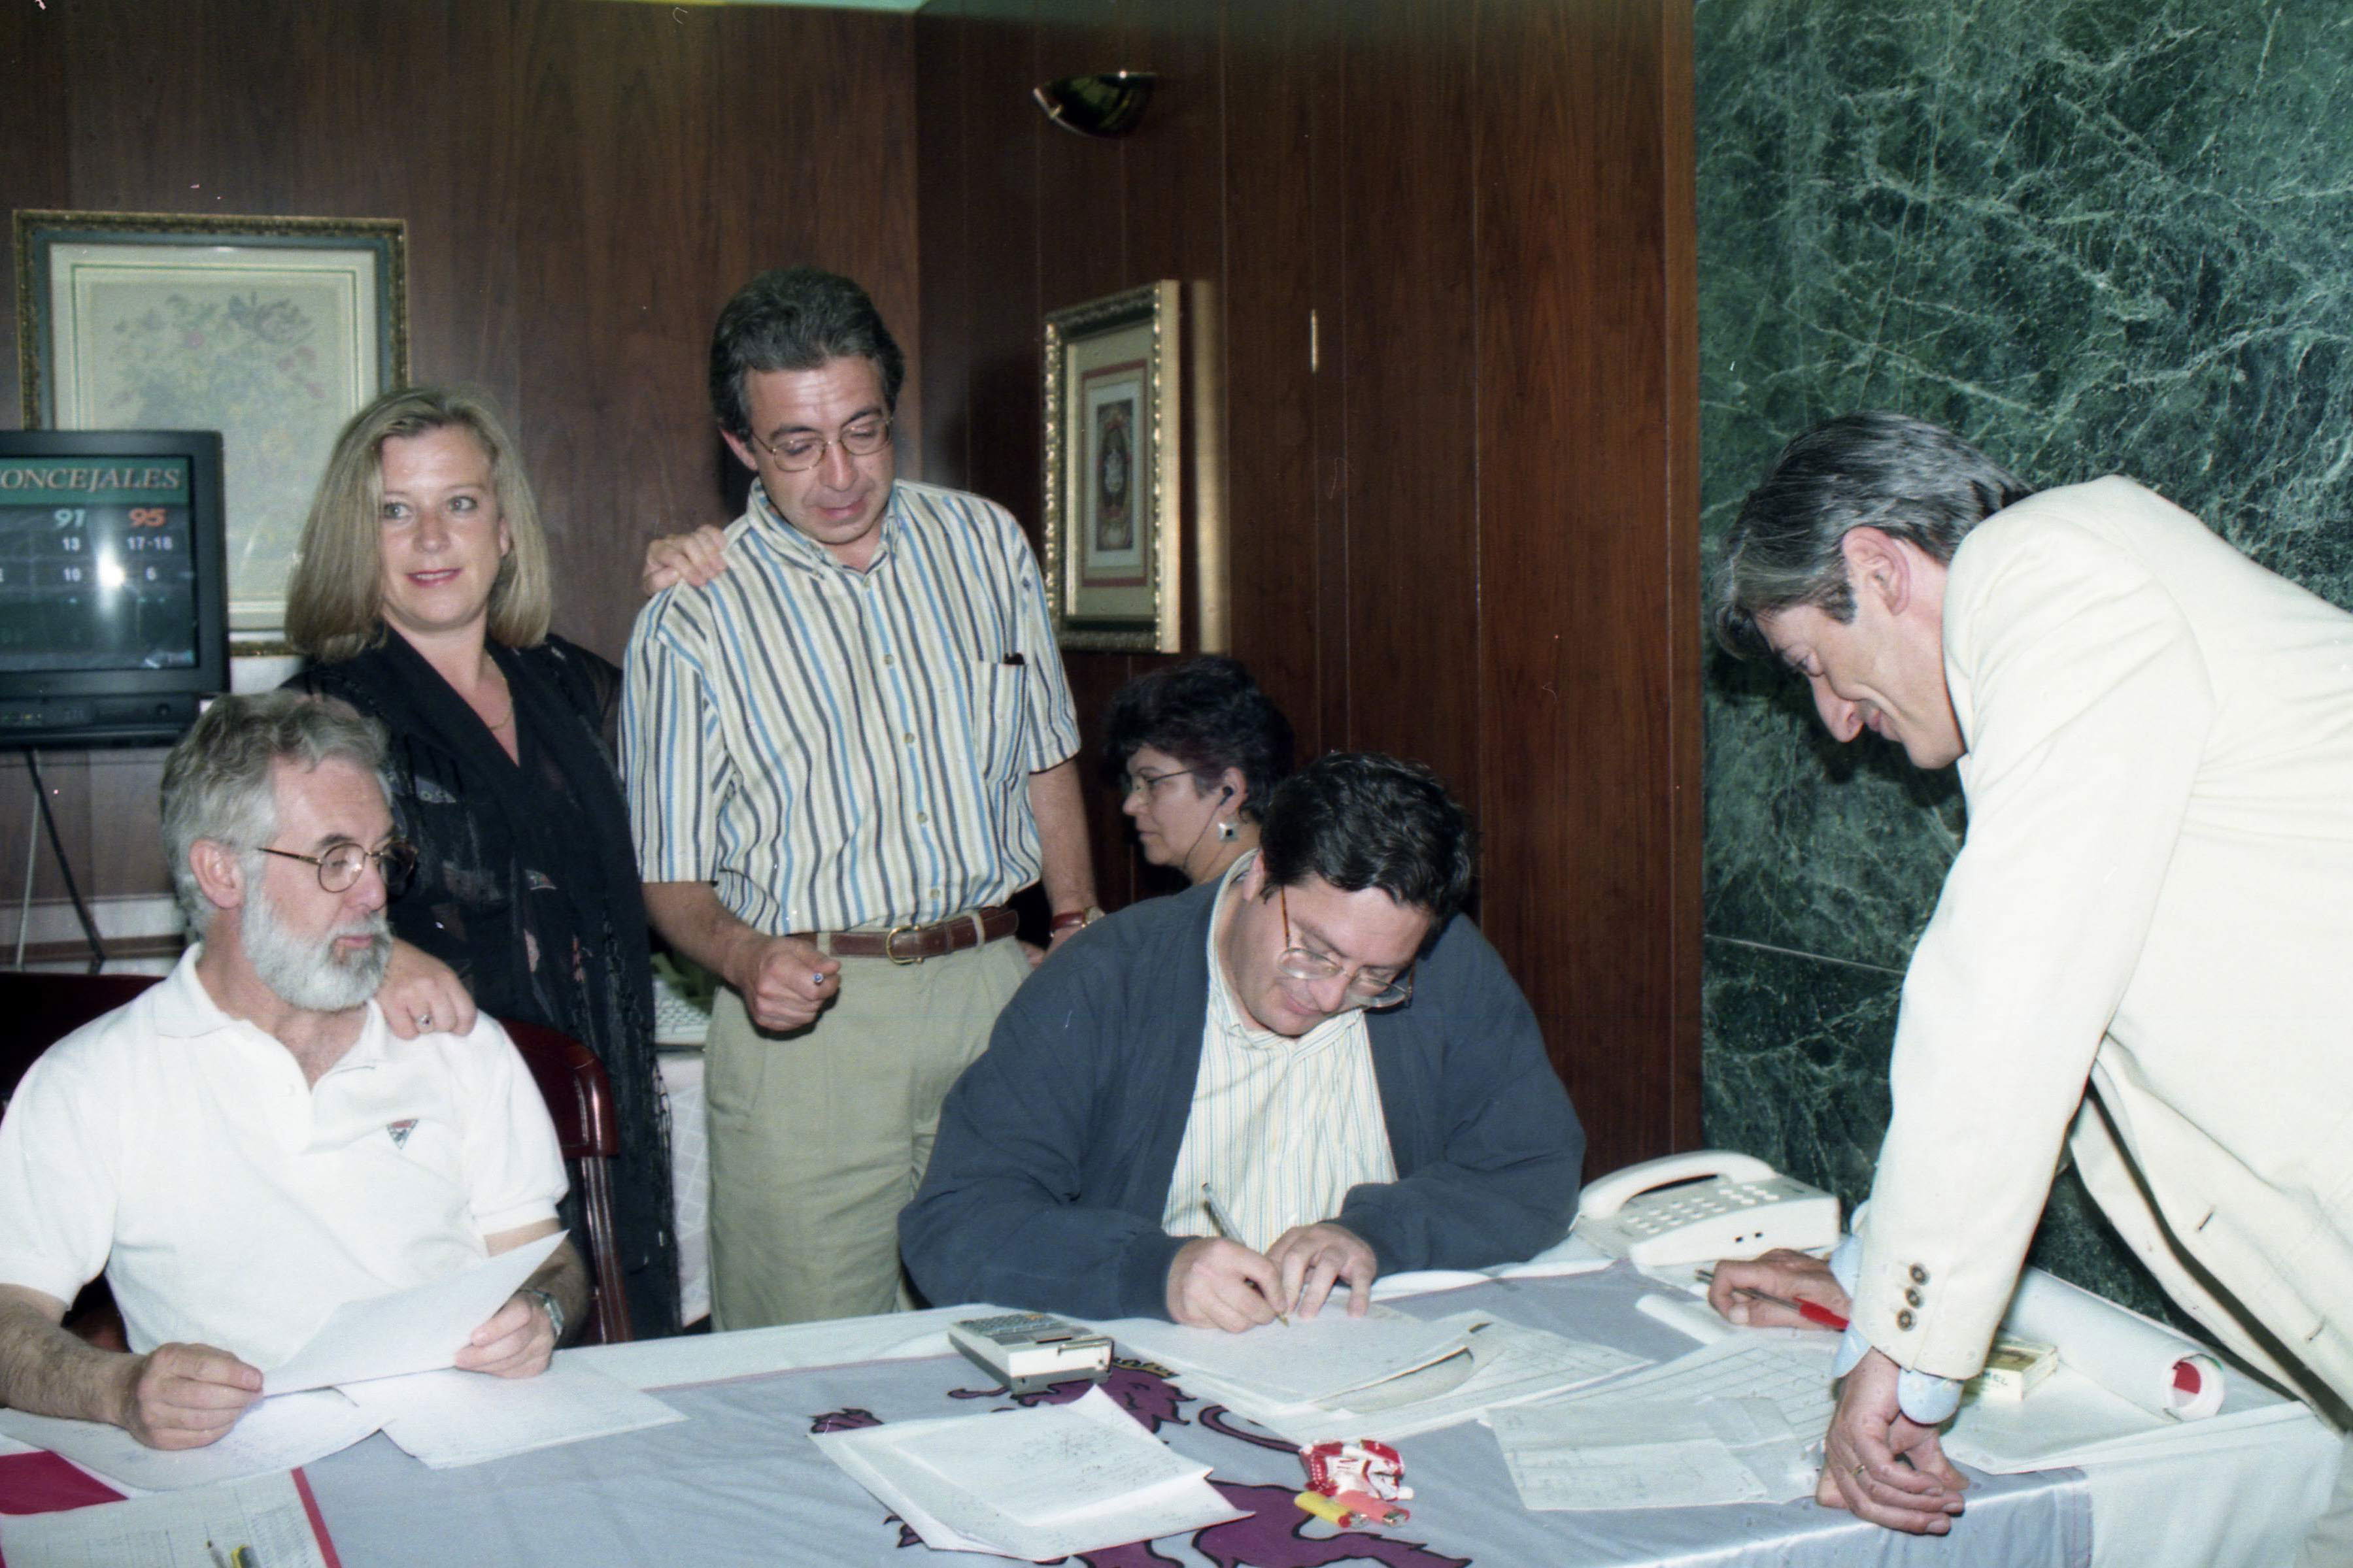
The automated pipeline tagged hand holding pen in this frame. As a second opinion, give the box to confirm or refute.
[1702,1248,1854,1331]
[1177,1186,1377,1329]
[1200,1186,1291,1326]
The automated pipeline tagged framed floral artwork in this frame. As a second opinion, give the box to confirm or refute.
[1041,280,1183,652]
[15,210,409,642]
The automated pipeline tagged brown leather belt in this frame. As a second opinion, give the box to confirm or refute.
[796,905,1018,964]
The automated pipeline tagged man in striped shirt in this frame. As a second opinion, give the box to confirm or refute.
[901,754,1584,1330]
[623,268,1100,1329]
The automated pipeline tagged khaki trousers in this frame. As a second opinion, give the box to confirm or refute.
[705,937,1028,1329]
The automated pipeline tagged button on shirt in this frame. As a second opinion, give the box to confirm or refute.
[624,480,1081,934]
[1162,856,1397,1252]
[0,950,566,1370]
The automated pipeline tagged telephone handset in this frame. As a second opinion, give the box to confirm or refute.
[1571,1150,1840,1267]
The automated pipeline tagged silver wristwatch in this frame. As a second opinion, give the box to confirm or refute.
[521,1286,566,1344]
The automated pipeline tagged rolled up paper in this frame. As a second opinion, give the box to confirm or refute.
[1997,1268,2226,1420]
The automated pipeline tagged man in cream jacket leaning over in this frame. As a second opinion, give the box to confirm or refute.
[1709,412,2353,1561]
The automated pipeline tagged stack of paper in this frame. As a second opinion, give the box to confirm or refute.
[1485,1334,1838,1511]
[811,1386,1245,1561]
[1135,1310,1650,1444]
[1490,1395,1814,1510]
[337,1358,685,1468]
[0,1469,335,1568]
[1107,1303,1478,1405]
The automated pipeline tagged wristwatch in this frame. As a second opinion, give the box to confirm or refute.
[520,1286,567,1344]
[1049,906,1106,935]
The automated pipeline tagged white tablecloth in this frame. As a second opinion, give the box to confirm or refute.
[654,1050,709,1326]
[299,1264,2122,1568]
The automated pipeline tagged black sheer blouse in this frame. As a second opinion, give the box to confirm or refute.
[290,631,681,1336]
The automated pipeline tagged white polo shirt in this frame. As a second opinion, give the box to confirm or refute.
[0,948,566,1369]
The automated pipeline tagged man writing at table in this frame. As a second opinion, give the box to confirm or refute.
[901,752,1585,1331]
[0,693,582,1449]
[1705,413,2353,1560]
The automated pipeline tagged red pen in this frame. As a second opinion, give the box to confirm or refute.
[1733,1284,1850,1332]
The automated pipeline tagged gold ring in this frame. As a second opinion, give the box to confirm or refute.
[1850,1461,1869,1478]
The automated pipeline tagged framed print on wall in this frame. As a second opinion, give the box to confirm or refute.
[16,210,409,644]
[1042,280,1181,652]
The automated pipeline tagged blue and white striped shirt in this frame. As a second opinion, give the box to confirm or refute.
[622,479,1079,935]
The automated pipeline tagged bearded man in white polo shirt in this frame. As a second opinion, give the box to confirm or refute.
[0,693,583,1450]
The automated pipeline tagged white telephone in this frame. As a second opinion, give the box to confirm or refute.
[1572,1150,1840,1268]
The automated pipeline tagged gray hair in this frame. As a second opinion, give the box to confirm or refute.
[161,692,390,931]
[1713,412,2035,659]
[709,267,906,439]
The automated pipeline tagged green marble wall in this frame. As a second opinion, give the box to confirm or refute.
[1694,0,2353,1318]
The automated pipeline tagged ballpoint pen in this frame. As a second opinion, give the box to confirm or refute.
[1731,1284,1850,1331]
[1200,1183,1291,1326]
[1693,1266,1850,1331]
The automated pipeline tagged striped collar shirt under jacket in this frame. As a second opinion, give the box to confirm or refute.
[1162,854,1398,1253]
[622,478,1079,935]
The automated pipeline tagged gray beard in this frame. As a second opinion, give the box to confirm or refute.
[243,882,392,1013]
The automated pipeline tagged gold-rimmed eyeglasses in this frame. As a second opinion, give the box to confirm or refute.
[256,839,418,897]
[1276,885,1413,1010]
[743,415,894,473]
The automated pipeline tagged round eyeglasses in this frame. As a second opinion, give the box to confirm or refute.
[1276,885,1414,1010]
[743,416,894,473]
[256,839,418,897]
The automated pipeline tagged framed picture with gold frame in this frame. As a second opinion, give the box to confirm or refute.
[1041,280,1181,652]
[15,209,409,644]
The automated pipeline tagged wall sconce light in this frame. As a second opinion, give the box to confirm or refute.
[1032,72,1157,138]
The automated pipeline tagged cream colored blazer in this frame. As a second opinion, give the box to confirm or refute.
[1854,476,2353,1407]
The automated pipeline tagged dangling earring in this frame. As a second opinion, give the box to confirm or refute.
[1216,818,1238,842]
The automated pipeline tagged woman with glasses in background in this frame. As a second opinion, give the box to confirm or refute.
[1102,656,1295,888]
[282,385,679,1339]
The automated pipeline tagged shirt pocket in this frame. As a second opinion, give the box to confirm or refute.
[966,660,1030,784]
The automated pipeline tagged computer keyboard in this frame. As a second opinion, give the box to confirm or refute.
[650,959,714,1046]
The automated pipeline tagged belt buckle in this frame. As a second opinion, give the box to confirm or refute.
[882,922,926,965]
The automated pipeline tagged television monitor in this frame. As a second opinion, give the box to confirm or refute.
[0,430,229,748]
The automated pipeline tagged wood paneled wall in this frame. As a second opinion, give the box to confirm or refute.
[915,0,1703,1178]
[0,0,916,918]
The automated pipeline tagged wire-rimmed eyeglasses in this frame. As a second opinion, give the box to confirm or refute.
[1276,885,1414,1010]
[1123,765,1204,800]
[743,415,894,473]
[256,839,418,897]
